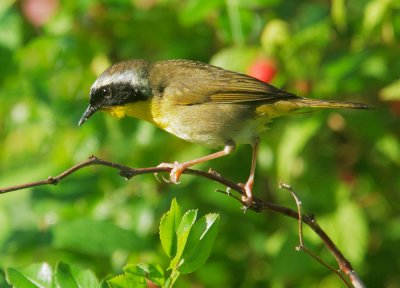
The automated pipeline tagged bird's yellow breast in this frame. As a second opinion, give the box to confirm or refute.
[102,97,298,147]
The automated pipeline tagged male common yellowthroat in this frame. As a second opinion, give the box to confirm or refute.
[78,59,368,206]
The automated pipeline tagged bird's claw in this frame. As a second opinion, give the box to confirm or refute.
[236,182,254,208]
[156,162,184,184]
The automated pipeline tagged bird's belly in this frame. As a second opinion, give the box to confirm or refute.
[152,103,265,148]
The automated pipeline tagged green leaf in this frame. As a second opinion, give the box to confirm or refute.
[55,263,79,288]
[122,264,146,278]
[380,79,400,101]
[134,264,165,287]
[56,262,99,288]
[5,262,100,288]
[0,269,8,288]
[177,213,220,274]
[107,274,146,288]
[6,268,40,288]
[159,198,183,258]
[6,263,53,288]
[107,264,154,288]
[169,209,198,269]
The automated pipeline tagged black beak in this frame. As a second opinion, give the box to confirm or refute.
[78,104,98,126]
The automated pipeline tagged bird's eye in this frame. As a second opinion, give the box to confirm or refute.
[101,87,112,99]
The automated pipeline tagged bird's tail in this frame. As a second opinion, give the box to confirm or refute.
[256,97,370,119]
[294,97,370,110]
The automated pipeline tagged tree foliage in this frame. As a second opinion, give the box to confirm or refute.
[0,0,399,287]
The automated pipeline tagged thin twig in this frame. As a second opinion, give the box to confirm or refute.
[280,182,352,288]
[0,155,365,287]
[279,182,304,246]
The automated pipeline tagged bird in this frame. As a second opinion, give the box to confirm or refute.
[78,59,369,207]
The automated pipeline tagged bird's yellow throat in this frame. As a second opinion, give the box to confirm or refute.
[102,101,155,124]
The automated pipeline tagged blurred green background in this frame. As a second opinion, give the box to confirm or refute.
[0,0,399,287]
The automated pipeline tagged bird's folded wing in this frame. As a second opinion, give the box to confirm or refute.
[168,69,299,105]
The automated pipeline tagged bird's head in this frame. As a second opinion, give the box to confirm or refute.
[78,59,152,126]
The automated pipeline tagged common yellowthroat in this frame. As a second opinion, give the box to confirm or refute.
[78,59,368,206]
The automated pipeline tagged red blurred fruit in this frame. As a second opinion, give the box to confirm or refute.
[339,169,356,185]
[389,100,400,117]
[21,0,59,27]
[248,59,277,83]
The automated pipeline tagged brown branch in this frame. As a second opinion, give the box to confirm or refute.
[0,155,365,287]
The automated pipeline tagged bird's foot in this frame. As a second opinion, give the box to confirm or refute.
[156,161,185,184]
[238,181,254,208]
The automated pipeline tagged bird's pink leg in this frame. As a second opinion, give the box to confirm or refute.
[242,138,260,207]
[158,144,236,183]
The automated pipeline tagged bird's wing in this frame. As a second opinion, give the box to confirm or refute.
[152,60,299,105]
[207,73,299,104]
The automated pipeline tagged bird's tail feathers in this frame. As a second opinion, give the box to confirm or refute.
[294,98,370,110]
